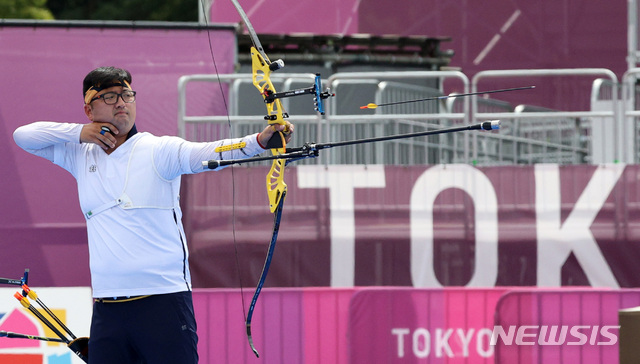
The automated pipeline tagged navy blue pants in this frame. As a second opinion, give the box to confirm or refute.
[88,291,198,364]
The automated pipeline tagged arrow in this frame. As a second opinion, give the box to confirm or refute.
[22,284,76,339]
[359,85,535,109]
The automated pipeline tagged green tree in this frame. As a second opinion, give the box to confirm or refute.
[0,0,55,19]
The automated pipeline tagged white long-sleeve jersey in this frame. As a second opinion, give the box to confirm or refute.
[14,121,266,298]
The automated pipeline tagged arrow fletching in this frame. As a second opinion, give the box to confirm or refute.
[360,103,378,109]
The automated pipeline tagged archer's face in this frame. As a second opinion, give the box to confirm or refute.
[84,85,137,135]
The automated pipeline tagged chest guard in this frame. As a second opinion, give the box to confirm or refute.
[84,135,179,219]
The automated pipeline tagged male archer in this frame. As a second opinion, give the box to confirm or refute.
[13,66,293,363]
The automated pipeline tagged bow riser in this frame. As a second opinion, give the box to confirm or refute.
[250,47,288,127]
[249,46,289,212]
[266,152,287,213]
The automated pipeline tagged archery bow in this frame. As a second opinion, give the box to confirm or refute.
[201,0,333,357]
[226,1,286,358]
[229,1,334,357]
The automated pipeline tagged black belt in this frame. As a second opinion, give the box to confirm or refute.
[94,295,151,303]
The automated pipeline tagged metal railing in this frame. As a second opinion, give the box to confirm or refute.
[471,68,619,164]
[622,68,640,163]
[177,68,635,166]
[323,71,471,165]
[177,73,323,166]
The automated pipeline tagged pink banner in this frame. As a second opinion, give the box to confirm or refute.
[192,288,354,364]
[193,288,508,364]
[192,287,636,363]
[349,288,507,363]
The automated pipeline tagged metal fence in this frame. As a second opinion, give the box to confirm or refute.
[471,68,619,165]
[178,68,640,166]
[622,68,640,163]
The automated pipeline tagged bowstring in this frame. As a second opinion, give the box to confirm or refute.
[198,0,248,323]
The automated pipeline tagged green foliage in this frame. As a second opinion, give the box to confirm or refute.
[0,0,55,19]
[46,0,198,22]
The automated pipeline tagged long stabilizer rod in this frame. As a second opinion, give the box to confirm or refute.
[203,120,500,169]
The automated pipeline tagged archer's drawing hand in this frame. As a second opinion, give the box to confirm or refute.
[80,123,119,151]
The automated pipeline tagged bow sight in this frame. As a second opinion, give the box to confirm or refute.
[262,73,335,116]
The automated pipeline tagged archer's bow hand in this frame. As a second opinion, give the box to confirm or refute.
[258,121,294,149]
